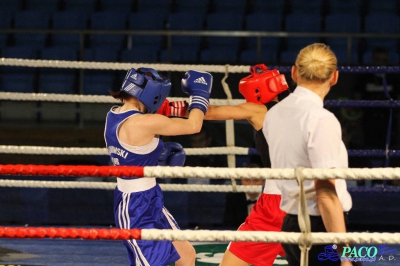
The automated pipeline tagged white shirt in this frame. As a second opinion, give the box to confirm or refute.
[263,86,352,215]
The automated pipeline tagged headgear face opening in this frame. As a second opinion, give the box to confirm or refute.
[120,67,171,113]
[239,64,289,104]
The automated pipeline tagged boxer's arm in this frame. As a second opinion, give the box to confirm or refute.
[205,103,267,130]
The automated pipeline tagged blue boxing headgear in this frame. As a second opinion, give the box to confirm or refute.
[120,68,171,113]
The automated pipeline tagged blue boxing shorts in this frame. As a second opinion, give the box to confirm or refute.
[114,178,180,266]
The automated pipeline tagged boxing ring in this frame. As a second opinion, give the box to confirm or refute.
[1,58,400,265]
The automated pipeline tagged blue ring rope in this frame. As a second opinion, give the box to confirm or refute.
[271,66,400,74]
[324,100,400,108]
[348,186,400,193]
[247,148,400,157]
[382,73,392,186]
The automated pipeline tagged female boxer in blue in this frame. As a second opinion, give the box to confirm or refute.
[104,67,213,266]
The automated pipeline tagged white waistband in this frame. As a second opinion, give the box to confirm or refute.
[117,177,157,193]
[262,179,282,195]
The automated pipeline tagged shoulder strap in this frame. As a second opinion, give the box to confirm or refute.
[266,101,277,110]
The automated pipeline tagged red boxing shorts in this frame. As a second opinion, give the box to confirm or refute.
[227,193,286,266]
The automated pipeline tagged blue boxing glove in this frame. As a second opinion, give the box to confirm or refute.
[158,142,186,167]
[181,70,213,114]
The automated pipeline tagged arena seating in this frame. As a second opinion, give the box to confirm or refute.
[13,10,51,49]
[0,0,22,13]
[240,12,282,64]
[0,0,398,99]
[324,13,362,65]
[25,0,59,12]
[326,0,361,15]
[100,0,133,13]
[363,12,400,55]
[0,0,399,67]
[1,45,38,93]
[284,12,323,55]
[62,0,98,15]
[199,12,244,64]
[82,46,118,95]
[89,11,128,50]
[160,12,205,63]
[51,10,88,49]
[38,46,78,94]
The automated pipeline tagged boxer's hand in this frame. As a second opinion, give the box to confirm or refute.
[156,99,188,117]
[181,70,213,114]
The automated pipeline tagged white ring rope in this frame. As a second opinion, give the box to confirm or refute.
[142,230,400,245]
[0,145,109,155]
[0,145,249,156]
[0,58,250,73]
[143,166,400,181]
[0,91,119,103]
[0,92,245,105]
[0,179,262,192]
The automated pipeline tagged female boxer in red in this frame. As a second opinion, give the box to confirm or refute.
[205,64,289,266]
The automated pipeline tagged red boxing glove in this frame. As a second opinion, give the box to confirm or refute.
[170,100,188,117]
[157,99,171,116]
[156,99,188,117]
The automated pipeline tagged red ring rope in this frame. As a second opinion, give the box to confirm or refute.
[0,226,142,240]
[0,164,144,177]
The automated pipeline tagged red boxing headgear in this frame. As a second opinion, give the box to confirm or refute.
[239,64,289,104]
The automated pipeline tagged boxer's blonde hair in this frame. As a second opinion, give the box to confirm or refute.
[295,43,337,83]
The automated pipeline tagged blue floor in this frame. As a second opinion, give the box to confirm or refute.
[0,237,286,266]
[0,238,128,266]
[1,236,400,265]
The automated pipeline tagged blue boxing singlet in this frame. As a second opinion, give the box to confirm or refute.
[104,106,163,170]
[104,106,181,266]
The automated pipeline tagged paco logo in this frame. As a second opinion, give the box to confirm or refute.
[318,244,396,263]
